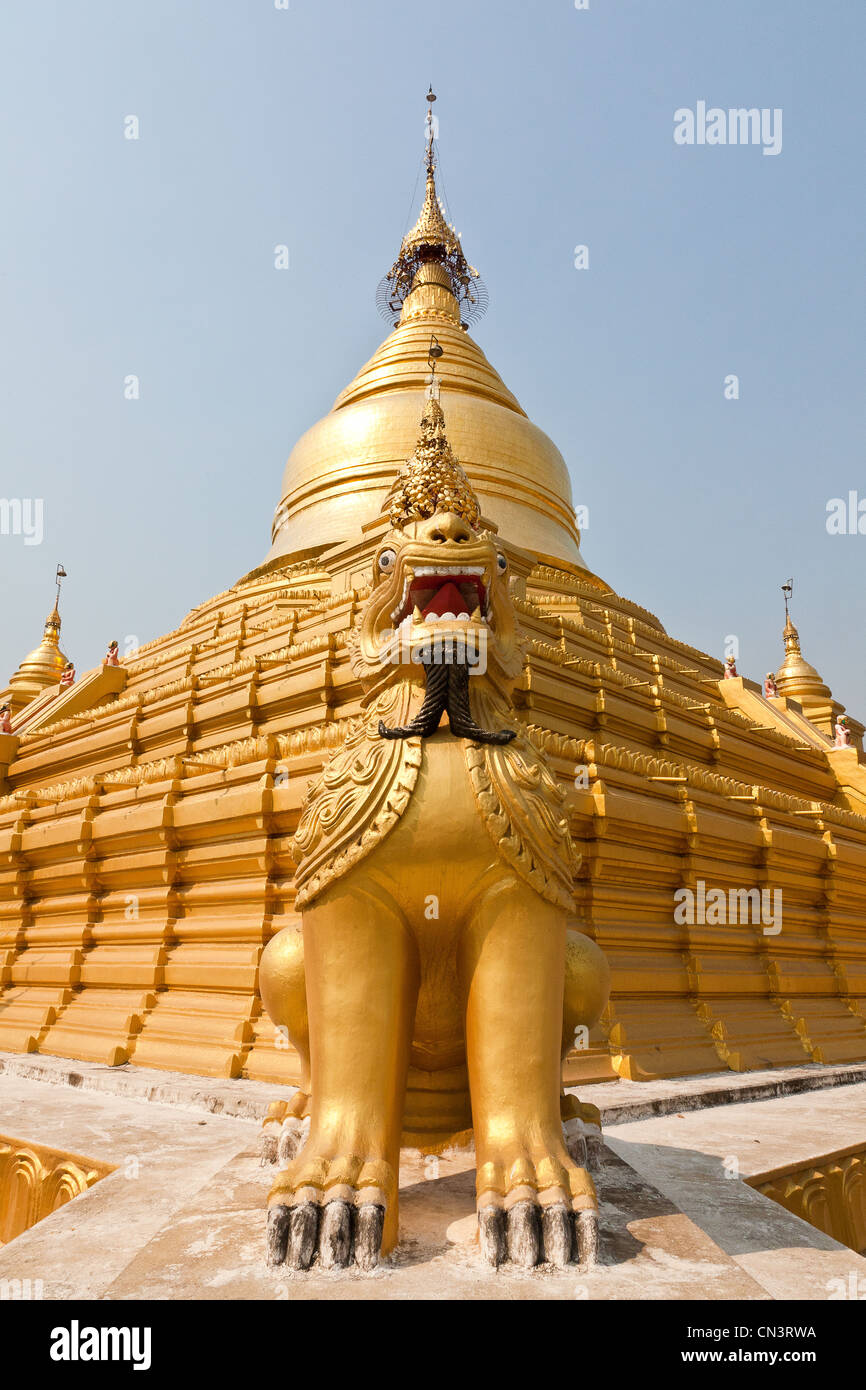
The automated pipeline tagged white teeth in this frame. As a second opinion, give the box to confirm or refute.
[390,577,411,622]
[413,564,484,576]
[423,611,473,625]
[389,563,488,626]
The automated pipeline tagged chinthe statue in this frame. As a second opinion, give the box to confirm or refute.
[835,715,852,748]
[260,394,610,1273]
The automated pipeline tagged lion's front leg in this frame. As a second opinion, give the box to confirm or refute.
[460,879,599,1269]
[266,882,418,1271]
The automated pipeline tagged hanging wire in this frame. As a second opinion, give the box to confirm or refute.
[400,151,424,240]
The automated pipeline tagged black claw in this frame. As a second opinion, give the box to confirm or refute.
[478,1205,507,1267]
[506,1200,542,1268]
[319,1200,352,1269]
[266,1204,290,1266]
[576,1208,599,1268]
[287,1202,319,1271]
[355,1203,385,1272]
[541,1203,573,1267]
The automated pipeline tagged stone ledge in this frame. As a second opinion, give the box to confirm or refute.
[2,1050,865,1132]
[0,1052,291,1123]
[573,1061,866,1127]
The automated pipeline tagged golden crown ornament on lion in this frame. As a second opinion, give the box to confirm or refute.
[259,391,610,1272]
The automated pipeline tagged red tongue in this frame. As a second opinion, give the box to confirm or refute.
[422,580,467,619]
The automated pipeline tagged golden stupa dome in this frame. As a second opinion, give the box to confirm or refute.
[265,99,587,571]
[7,603,69,710]
[775,614,832,702]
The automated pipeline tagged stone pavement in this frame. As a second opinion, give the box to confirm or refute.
[0,1054,864,1300]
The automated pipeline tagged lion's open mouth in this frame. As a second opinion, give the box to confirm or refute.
[390,565,489,626]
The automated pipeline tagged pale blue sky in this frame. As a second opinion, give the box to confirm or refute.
[1,1,864,707]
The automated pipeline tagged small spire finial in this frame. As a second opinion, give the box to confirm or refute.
[41,562,67,641]
[781,577,799,647]
[425,86,437,173]
[376,90,487,330]
[426,334,443,401]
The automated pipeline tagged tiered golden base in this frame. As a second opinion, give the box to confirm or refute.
[1,555,865,1112]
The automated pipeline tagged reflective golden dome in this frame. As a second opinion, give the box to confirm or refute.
[265,107,587,571]
[7,603,69,710]
[775,615,832,702]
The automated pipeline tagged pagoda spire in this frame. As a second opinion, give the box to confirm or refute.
[4,565,71,712]
[772,584,863,744]
[425,84,436,174]
[774,581,832,703]
[380,89,484,328]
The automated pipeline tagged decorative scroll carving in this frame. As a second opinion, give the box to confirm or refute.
[748,1144,866,1255]
[0,1133,113,1246]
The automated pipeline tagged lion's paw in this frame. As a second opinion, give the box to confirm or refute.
[476,1147,599,1269]
[266,1153,393,1272]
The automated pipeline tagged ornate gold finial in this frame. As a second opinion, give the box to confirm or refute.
[43,563,67,644]
[782,612,800,652]
[781,577,794,640]
[775,578,833,702]
[386,384,481,530]
[377,90,485,327]
[425,85,436,175]
[779,576,805,657]
[42,603,61,644]
[780,577,806,657]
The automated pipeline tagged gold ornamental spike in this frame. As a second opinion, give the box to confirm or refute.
[385,392,481,530]
[775,608,832,702]
[382,90,480,318]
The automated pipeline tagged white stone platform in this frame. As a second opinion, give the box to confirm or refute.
[0,1053,864,1300]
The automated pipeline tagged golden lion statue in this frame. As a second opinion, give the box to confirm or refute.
[260,393,609,1272]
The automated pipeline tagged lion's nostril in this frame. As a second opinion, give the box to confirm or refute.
[424,512,474,545]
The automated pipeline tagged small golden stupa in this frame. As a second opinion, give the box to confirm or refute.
[2,567,71,715]
[2,95,866,1089]
[774,611,847,740]
[4,605,67,712]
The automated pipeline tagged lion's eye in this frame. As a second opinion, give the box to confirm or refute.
[496,553,508,573]
[378,549,397,573]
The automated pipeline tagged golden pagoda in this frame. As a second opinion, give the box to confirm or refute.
[3,602,68,714]
[265,91,586,571]
[2,95,866,1096]
[774,607,861,747]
